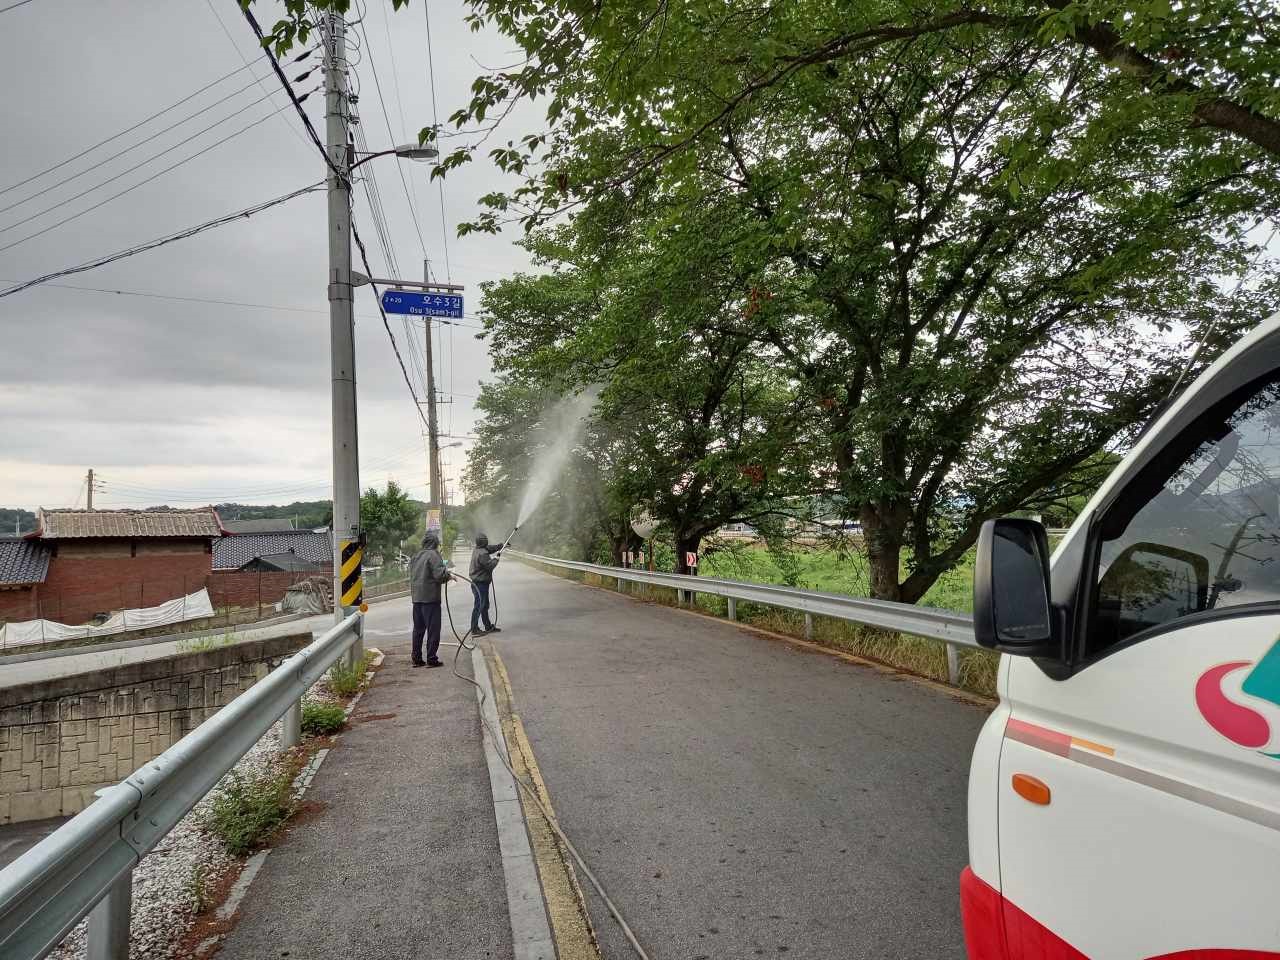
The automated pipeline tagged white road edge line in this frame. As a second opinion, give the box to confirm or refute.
[472,644,557,960]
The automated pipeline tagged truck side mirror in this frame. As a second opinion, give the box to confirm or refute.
[974,518,1060,657]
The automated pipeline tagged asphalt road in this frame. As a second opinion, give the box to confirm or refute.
[488,560,988,960]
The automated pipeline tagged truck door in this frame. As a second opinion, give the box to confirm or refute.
[998,370,1280,958]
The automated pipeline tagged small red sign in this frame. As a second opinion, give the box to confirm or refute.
[685,551,698,569]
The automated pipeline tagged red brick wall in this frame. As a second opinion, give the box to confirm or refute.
[0,587,39,622]
[37,539,213,625]
[207,566,333,612]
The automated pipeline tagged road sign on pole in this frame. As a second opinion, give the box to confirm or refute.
[381,290,464,318]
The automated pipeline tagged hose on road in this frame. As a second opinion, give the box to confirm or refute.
[442,572,654,960]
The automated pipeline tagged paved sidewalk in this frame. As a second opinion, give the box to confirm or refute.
[217,616,515,960]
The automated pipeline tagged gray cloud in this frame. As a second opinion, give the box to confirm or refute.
[0,0,530,510]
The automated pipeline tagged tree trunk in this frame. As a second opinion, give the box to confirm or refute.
[860,502,908,602]
[675,534,702,575]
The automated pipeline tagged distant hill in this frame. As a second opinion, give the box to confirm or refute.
[0,508,36,536]
[215,501,333,530]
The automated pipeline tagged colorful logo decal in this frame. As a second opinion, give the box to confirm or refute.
[1195,638,1280,759]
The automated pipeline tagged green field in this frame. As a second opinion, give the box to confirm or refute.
[698,542,976,612]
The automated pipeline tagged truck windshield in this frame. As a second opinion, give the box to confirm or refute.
[1094,373,1280,652]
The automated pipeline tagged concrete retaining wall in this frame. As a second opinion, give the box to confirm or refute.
[0,633,309,824]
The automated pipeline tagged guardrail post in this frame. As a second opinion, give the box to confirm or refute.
[727,597,736,621]
[282,698,302,748]
[617,575,625,592]
[804,613,813,641]
[86,869,132,960]
[946,642,960,686]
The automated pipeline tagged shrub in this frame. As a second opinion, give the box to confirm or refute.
[205,770,295,856]
[301,702,347,735]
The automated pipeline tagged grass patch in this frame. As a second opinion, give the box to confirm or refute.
[326,653,372,699]
[301,702,347,735]
[205,768,297,857]
[176,630,237,654]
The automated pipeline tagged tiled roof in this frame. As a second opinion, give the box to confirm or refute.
[212,531,331,571]
[37,509,222,539]
[0,537,51,586]
[223,518,296,534]
[245,552,325,572]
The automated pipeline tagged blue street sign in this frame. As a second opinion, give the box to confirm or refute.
[380,289,464,318]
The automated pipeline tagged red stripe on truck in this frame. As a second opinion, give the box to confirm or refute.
[960,867,1280,960]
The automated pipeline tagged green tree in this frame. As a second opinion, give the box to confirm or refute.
[359,481,418,564]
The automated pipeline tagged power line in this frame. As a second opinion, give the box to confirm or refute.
[0,181,324,300]
[0,60,262,198]
[202,0,315,153]
[238,3,346,185]
[0,0,37,12]
[352,218,432,431]
[0,97,311,255]
[0,86,293,232]
[0,278,484,327]
[354,9,428,258]
[422,0,453,282]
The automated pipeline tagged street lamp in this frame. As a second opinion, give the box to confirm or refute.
[351,143,439,171]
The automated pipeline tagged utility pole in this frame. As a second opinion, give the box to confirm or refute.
[323,12,364,646]
[86,468,94,510]
[424,259,443,537]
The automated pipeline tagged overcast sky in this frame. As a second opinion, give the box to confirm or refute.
[0,0,536,513]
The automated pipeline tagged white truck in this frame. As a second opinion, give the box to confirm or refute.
[964,313,1280,959]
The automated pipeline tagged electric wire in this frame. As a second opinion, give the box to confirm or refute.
[0,0,37,13]
[202,0,315,152]
[0,182,324,300]
[0,73,294,218]
[239,3,347,186]
[0,59,266,198]
[354,6,428,259]
[0,87,299,233]
[0,96,313,256]
[421,0,453,282]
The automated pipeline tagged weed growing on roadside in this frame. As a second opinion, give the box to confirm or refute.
[185,864,211,914]
[176,630,237,654]
[205,770,296,857]
[325,655,370,699]
[301,702,347,735]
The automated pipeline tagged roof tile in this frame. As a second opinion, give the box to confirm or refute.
[37,509,222,539]
[0,538,52,586]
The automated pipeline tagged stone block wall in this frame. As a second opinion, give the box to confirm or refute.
[0,633,309,824]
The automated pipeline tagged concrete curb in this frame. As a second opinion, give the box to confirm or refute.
[472,644,556,960]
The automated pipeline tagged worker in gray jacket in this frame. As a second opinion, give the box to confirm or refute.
[410,531,451,668]
[469,533,503,636]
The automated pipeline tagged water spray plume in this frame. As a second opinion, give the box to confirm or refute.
[512,388,601,530]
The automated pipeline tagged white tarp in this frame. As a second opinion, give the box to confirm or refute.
[0,588,215,649]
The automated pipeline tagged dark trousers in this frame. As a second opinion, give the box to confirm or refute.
[412,600,442,664]
[471,580,493,632]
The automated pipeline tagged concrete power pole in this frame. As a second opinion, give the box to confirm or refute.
[323,12,364,652]
[424,259,443,536]
[86,468,94,510]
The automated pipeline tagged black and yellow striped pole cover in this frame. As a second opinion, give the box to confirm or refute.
[340,538,363,608]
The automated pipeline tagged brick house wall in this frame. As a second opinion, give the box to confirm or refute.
[207,566,333,611]
[0,587,39,622]
[36,538,212,625]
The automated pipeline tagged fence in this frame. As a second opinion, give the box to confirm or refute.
[0,611,365,960]
[511,551,980,686]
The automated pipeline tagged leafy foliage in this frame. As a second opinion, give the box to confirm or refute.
[205,769,295,857]
[301,701,347,735]
[360,481,420,563]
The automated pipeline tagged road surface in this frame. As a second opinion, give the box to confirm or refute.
[487,560,988,960]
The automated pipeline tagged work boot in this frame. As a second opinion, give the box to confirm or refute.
[486,625,502,633]
[472,628,488,637]
[411,660,426,668]
[426,659,444,668]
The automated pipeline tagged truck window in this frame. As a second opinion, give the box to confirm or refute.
[1091,373,1280,655]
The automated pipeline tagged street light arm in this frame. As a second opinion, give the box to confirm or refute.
[350,144,438,171]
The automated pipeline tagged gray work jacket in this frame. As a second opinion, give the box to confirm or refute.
[410,547,449,602]
[469,546,499,584]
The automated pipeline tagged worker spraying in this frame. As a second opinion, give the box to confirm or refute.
[468,533,504,636]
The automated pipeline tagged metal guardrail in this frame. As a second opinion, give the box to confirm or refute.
[511,551,978,681]
[0,611,365,960]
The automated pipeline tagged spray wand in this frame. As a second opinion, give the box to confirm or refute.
[501,524,521,551]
